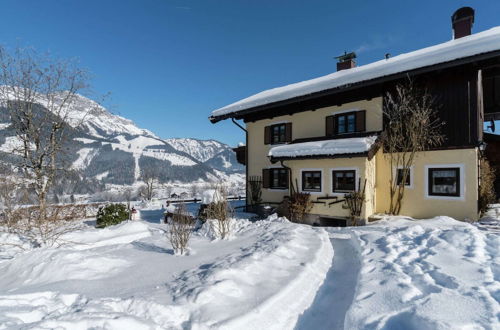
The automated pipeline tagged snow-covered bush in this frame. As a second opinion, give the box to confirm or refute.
[204,185,233,239]
[96,204,129,228]
[168,204,195,255]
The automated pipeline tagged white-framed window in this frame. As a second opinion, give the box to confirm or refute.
[300,168,323,194]
[424,164,465,200]
[395,166,414,189]
[331,167,359,194]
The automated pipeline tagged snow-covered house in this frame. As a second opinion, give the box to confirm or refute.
[210,7,500,223]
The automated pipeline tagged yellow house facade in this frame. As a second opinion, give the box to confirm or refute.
[245,97,479,223]
[211,9,500,225]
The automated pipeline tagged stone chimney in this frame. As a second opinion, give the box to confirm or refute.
[452,7,474,39]
[336,52,356,71]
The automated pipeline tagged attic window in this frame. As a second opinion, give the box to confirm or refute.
[337,113,356,134]
[264,123,292,145]
[271,124,287,144]
[326,110,366,136]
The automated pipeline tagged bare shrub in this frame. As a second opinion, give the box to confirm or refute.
[0,204,84,247]
[205,184,233,239]
[342,179,366,226]
[384,80,444,215]
[247,176,262,206]
[479,157,496,215]
[284,179,313,223]
[168,204,195,255]
[288,192,313,223]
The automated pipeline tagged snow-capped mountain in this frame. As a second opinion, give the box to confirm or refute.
[0,93,244,192]
[165,138,228,163]
[64,94,158,138]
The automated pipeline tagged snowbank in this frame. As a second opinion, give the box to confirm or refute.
[60,221,152,250]
[268,135,377,158]
[0,216,332,329]
[201,188,225,204]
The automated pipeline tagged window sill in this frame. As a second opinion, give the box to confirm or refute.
[300,190,323,195]
[267,188,288,191]
[425,194,464,201]
[332,191,354,195]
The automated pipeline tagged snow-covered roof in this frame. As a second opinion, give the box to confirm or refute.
[211,27,500,120]
[268,135,378,159]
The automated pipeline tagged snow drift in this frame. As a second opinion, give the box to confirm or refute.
[0,215,332,329]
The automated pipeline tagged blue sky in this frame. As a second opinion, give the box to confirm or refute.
[0,1,499,146]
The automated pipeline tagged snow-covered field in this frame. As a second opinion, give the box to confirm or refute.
[317,217,499,330]
[0,207,498,329]
[0,210,332,329]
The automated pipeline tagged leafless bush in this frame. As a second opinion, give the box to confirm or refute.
[248,176,262,206]
[0,204,85,247]
[343,179,366,226]
[479,157,496,215]
[284,179,313,223]
[384,80,444,215]
[288,192,313,223]
[0,176,92,247]
[168,204,195,255]
[205,184,233,239]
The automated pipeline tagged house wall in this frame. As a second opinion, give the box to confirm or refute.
[246,98,383,205]
[281,157,375,220]
[246,95,479,221]
[374,148,479,220]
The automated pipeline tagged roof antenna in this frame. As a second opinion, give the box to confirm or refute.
[385,53,391,60]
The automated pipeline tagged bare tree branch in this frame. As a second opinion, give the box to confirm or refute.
[383,79,445,215]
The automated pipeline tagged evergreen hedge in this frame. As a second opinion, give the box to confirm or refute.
[96,203,130,228]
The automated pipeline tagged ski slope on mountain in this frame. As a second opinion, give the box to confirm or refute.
[0,92,244,186]
[165,138,228,163]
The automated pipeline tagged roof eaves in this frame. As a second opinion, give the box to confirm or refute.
[210,48,500,123]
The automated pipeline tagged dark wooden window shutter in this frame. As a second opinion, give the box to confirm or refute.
[264,126,271,145]
[326,115,335,136]
[356,110,366,132]
[285,123,292,142]
[262,169,270,188]
[285,168,290,188]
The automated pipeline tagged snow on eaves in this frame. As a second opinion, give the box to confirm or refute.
[268,135,378,159]
[211,26,500,119]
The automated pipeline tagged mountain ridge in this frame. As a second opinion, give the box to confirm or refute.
[0,93,244,194]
